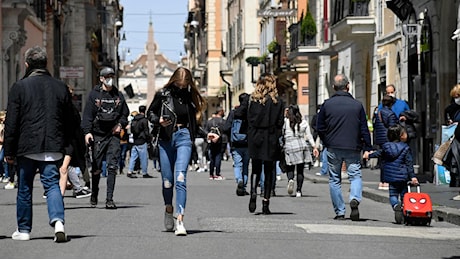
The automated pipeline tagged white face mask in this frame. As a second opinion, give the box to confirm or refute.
[455,97,460,105]
[104,78,113,87]
[387,93,396,98]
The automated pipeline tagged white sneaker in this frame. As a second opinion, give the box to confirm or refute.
[4,182,16,189]
[315,172,322,176]
[276,175,281,181]
[287,179,294,195]
[174,220,187,236]
[54,221,67,243]
[296,191,302,197]
[164,206,175,232]
[453,194,460,201]
[12,230,30,241]
[1,176,9,183]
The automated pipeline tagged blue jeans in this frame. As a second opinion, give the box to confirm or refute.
[320,148,328,175]
[389,181,407,208]
[17,157,64,233]
[128,143,149,174]
[231,147,250,188]
[0,147,9,178]
[327,148,362,216]
[159,128,192,216]
[119,143,128,171]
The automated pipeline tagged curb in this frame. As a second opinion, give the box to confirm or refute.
[307,175,460,226]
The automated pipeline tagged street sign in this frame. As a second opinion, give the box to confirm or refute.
[59,66,84,78]
[257,9,296,18]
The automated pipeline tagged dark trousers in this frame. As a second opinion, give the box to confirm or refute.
[286,163,305,192]
[91,134,121,200]
[208,144,222,176]
[251,159,274,200]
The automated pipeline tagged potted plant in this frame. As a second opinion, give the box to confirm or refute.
[246,56,261,66]
[267,40,279,53]
[301,7,317,41]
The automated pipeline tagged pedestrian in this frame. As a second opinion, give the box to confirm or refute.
[118,124,129,175]
[316,74,372,221]
[364,124,419,224]
[378,84,410,118]
[81,66,130,209]
[247,73,284,214]
[3,46,75,242]
[282,105,319,197]
[0,110,8,183]
[223,93,250,196]
[194,118,208,173]
[127,105,153,178]
[444,84,460,195]
[58,85,91,199]
[147,67,206,236]
[205,107,226,180]
[373,95,399,190]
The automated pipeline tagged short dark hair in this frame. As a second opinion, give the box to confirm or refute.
[387,124,405,142]
[382,95,395,107]
[139,105,146,113]
[25,46,47,70]
[238,93,249,104]
[333,74,349,91]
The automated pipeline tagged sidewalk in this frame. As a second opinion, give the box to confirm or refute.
[304,166,460,226]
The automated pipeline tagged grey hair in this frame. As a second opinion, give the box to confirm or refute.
[333,74,349,91]
[25,46,47,69]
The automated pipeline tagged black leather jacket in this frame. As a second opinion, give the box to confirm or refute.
[147,88,202,142]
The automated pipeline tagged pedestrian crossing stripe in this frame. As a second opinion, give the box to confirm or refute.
[295,224,460,240]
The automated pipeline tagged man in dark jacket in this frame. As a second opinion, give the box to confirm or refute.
[81,66,130,209]
[4,46,75,242]
[223,93,250,196]
[317,74,372,221]
[127,105,152,178]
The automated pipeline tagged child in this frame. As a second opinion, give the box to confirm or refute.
[364,124,418,224]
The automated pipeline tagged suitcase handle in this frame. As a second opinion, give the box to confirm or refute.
[407,181,420,193]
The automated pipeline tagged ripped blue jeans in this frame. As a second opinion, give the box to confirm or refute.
[159,128,192,216]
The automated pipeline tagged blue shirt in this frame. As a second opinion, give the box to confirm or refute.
[378,98,410,117]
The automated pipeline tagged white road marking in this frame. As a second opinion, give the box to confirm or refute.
[296,224,460,240]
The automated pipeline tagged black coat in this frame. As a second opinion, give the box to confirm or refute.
[247,96,284,161]
[4,69,75,158]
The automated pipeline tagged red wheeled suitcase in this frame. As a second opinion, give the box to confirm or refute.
[402,182,433,226]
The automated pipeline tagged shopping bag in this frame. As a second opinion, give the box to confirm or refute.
[434,164,451,185]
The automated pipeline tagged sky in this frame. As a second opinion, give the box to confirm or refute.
[119,0,189,63]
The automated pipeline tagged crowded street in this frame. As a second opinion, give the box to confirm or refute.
[0,160,459,258]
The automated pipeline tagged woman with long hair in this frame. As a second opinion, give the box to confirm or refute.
[283,105,318,197]
[147,67,206,236]
[247,73,284,214]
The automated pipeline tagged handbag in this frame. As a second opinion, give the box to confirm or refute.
[150,128,160,159]
[432,135,454,165]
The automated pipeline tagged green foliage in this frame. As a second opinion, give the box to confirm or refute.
[246,56,261,66]
[267,40,279,53]
[301,7,317,40]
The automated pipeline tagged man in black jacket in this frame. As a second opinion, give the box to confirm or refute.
[81,67,130,209]
[4,46,75,242]
[127,105,153,178]
[317,74,372,221]
[223,93,250,196]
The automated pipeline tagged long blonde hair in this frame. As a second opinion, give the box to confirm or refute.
[251,73,279,105]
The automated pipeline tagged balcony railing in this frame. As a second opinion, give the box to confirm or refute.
[332,0,370,25]
[288,22,317,53]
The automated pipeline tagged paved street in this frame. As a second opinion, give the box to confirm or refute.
[0,160,459,259]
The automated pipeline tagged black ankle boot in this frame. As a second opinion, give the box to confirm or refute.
[262,200,271,215]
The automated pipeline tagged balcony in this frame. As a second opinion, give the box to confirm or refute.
[330,0,375,41]
[287,22,322,61]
